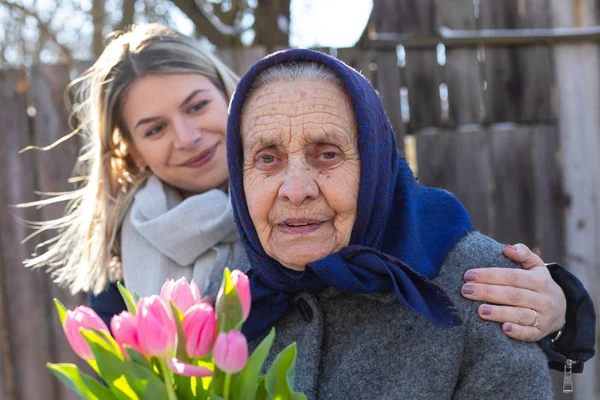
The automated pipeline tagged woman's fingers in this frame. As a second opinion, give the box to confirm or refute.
[502,243,544,270]
[462,244,567,340]
[477,304,538,327]
[500,323,542,342]
[462,282,546,309]
[463,266,550,293]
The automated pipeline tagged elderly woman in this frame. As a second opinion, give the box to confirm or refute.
[226,49,555,399]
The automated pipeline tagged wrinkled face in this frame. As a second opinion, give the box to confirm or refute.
[122,73,229,196]
[241,79,360,271]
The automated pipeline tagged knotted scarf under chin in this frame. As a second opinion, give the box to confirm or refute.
[242,246,461,342]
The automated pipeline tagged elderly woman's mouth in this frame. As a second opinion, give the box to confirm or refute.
[278,219,325,234]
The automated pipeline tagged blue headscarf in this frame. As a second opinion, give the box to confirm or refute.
[227,49,474,341]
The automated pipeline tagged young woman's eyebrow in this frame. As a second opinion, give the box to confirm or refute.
[180,89,208,108]
[134,89,209,129]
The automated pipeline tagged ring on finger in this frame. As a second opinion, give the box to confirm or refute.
[529,309,540,328]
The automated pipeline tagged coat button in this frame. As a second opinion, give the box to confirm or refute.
[296,298,313,322]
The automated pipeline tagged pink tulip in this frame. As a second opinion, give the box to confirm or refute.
[213,331,249,374]
[160,278,203,314]
[168,358,212,378]
[231,270,251,320]
[111,311,143,357]
[136,295,177,357]
[183,303,217,358]
[63,305,109,360]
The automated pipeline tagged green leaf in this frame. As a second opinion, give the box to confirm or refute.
[117,282,137,316]
[216,268,244,333]
[255,377,268,400]
[80,330,136,400]
[47,362,118,400]
[173,373,199,400]
[170,301,189,362]
[54,298,68,326]
[125,348,154,373]
[133,291,141,302]
[208,368,227,398]
[237,328,276,400]
[81,329,169,400]
[265,343,304,400]
[93,328,122,354]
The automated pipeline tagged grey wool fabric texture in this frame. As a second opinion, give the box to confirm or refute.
[248,232,552,400]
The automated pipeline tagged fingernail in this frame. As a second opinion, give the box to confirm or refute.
[504,324,513,333]
[481,305,492,316]
[504,244,517,251]
[464,271,477,282]
[462,285,475,295]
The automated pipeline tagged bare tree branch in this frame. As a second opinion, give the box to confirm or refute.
[0,0,73,64]
[118,0,136,30]
[91,0,106,58]
[254,0,289,51]
[169,0,245,46]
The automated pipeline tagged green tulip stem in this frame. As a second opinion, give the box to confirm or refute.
[223,373,232,398]
[159,357,178,400]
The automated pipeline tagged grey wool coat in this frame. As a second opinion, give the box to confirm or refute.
[245,232,553,400]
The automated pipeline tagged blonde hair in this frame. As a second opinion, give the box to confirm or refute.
[22,23,239,294]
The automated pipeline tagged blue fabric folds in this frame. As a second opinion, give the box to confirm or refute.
[226,49,474,341]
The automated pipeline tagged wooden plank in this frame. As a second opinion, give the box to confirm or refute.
[386,0,441,130]
[489,127,536,246]
[435,0,482,126]
[336,47,376,85]
[29,64,90,400]
[0,69,57,400]
[404,48,442,130]
[550,1,600,397]
[0,69,19,400]
[217,46,267,78]
[415,129,492,234]
[480,0,554,124]
[374,49,405,149]
[531,125,565,263]
[371,0,435,35]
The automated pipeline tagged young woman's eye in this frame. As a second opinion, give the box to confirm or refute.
[145,124,165,138]
[188,100,209,113]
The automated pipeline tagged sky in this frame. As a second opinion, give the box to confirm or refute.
[289,0,373,48]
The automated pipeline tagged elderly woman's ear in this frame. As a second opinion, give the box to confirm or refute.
[461,243,567,341]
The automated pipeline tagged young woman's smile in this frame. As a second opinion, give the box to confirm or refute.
[177,143,219,168]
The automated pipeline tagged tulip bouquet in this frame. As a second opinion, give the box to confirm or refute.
[47,268,306,400]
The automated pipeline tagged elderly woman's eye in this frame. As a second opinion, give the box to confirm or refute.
[321,151,338,160]
[260,154,276,163]
[254,151,281,168]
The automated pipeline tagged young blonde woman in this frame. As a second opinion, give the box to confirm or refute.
[23,23,593,376]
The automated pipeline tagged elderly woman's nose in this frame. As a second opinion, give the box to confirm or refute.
[173,119,202,149]
[278,165,319,206]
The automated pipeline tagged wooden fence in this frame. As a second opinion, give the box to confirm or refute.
[0,0,599,398]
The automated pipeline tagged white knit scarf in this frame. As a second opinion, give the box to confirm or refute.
[121,176,245,297]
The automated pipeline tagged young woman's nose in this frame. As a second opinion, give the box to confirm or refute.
[278,160,319,206]
[173,118,202,150]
